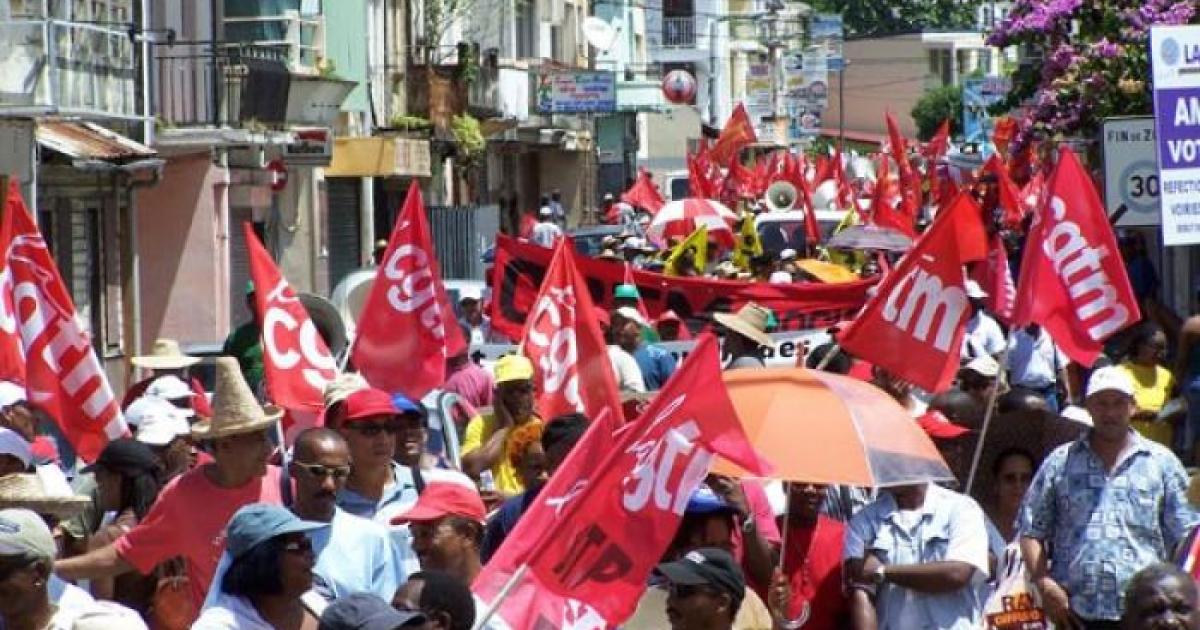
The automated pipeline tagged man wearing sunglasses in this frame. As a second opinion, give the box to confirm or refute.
[288,427,403,602]
[654,547,745,630]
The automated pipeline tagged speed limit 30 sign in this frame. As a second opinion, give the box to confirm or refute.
[1102,117,1160,226]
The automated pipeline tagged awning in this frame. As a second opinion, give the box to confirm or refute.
[325,136,431,178]
[36,121,157,161]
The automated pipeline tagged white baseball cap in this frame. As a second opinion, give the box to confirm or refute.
[779,248,798,261]
[962,355,1000,378]
[145,375,194,401]
[0,381,26,409]
[964,280,988,299]
[136,409,192,447]
[125,395,190,429]
[0,427,32,469]
[1085,366,1135,399]
[615,306,647,327]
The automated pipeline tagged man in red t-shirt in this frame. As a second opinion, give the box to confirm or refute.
[768,482,847,630]
[55,357,284,613]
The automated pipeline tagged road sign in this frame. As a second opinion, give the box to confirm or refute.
[1150,25,1200,245]
[1101,117,1160,226]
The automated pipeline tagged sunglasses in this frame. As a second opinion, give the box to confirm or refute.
[349,421,403,437]
[293,462,351,480]
[282,538,313,555]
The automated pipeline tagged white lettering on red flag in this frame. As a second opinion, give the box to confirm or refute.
[1013,148,1139,364]
[244,223,335,413]
[839,193,988,392]
[352,181,465,400]
[0,181,125,461]
[474,334,770,627]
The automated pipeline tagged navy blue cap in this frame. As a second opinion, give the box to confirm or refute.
[685,484,735,515]
[655,547,745,606]
[224,503,326,560]
[319,592,426,630]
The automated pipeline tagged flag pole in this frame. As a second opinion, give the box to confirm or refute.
[964,345,1010,494]
[814,344,841,371]
[471,563,530,630]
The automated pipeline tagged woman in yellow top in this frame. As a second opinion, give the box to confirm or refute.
[1117,323,1176,446]
[461,354,543,496]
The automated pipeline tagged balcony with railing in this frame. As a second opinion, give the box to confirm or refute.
[153,43,291,129]
[661,16,697,48]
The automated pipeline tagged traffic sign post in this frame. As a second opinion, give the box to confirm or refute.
[1101,117,1161,227]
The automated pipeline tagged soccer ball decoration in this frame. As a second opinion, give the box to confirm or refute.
[661,70,697,105]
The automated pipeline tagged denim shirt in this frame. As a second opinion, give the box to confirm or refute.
[844,484,989,630]
[335,462,421,575]
[1018,432,1198,621]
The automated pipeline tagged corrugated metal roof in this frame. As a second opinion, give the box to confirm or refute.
[35,121,157,161]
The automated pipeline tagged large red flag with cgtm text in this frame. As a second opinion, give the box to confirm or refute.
[352,181,467,400]
[521,240,623,424]
[1013,147,1139,365]
[839,193,989,392]
[0,180,126,461]
[474,333,771,628]
[243,223,335,413]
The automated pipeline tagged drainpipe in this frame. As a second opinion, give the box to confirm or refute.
[141,0,154,146]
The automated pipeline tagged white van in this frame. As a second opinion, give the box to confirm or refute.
[756,209,848,255]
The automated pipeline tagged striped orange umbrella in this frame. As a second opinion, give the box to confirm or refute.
[714,368,953,487]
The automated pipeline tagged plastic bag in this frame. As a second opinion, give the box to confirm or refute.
[981,544,1053,630]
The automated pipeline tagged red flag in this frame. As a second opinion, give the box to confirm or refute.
[352,182,467,399]
[1013,147,1139,365]
[868,158,916,237]
[621,169,666,214]
[885,111,923,218]
[839,193,989,392]
[687,151,718,199]
[190,378,213,417]
[0,180,125,461]
[522,241,623,424]
[474,333,771,627]
[992,116,1018,157]
[983,155,1025,230]
[243,223,335,414]
[709,103,758,167]
[969,234,1016,325]
[923,120,951,201]
[1020,171,1046,221]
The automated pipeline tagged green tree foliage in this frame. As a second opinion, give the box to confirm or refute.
[808,0,980,37]
[911,84,961,140]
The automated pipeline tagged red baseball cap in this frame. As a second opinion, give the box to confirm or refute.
[916,411,971,440]
[390,482,487,525]
[342,388,396,423]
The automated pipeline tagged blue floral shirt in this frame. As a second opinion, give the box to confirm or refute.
[1018,432,1198,621]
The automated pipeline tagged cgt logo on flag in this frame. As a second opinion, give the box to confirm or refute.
[527,285,583,413]
[381,241,448,339]
[260,278,336,393]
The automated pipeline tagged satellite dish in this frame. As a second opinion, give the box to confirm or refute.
[583,17,619,52]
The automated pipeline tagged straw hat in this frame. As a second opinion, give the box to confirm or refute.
[713,303,773,348]
[0,473,90,519]
[190,357,282,440]
[132,339,200,370]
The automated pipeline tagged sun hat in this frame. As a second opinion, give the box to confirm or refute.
[342,388,397,423]
[224,503,326,560]
[0,381,26,409]
[131,339,200,370]
[125,394,190,429]
[390,482,487,525]
[0,427,32,469]
[189,357,282,440]
[494,354,534,385]
[68,602,150,630]
[0,473,90,519]
[654,548,745,608]
[712,303,774,348]
[319,592,427,630]
[145,375,195,402]
[1086,366,1135,399]
[0,508,56,561]
[135,406,192,447]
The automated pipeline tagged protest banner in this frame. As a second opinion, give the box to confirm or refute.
[353,181,466,400]
[1150,25,1200,245]
[0,179,125,461]
[489,234,870,341]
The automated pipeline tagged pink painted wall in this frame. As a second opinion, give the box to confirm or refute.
[134,153,231,349]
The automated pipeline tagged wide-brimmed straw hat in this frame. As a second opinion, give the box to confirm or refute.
[0,473,90,519]
[132,339,200,370]
[713,303,773,348]
[190,357,282,440]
